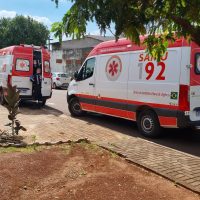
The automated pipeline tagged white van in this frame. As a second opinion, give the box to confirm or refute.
[0,44,52,106]
[67,37,200,137]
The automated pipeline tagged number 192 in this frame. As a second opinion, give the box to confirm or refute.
[145,62,166,80]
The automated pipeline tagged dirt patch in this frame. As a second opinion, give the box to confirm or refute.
[0,143,199,200]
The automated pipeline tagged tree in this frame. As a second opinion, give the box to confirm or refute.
[51,0,200,60]
[0,16,49,48]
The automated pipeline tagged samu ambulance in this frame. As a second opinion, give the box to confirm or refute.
[0,44,52,106]
[67,37,200,137]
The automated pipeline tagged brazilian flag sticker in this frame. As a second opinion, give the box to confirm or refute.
[171,92,178,100]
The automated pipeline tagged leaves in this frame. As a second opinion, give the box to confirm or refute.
[0,16,49,49]
[51,0,200,60]
[51,22,64,43]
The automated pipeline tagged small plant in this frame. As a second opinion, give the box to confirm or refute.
[4,84,26,136]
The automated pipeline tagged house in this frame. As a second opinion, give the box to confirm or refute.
[50,35,115,75]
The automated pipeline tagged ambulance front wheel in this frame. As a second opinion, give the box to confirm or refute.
[137,110,161,138]
[68,97,85,117]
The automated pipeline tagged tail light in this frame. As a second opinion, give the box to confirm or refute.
[56,77,60,81]
[7,75,12,86]
[179,85,190,111]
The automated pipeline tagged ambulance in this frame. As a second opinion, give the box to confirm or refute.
[0,44,52,106]
[67,37,200,137]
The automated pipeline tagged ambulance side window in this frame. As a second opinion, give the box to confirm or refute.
[16,59,30,72]
[78,58,96,81]
[195,53,200,74]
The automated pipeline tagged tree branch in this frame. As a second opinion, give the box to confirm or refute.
[170,15,200,45]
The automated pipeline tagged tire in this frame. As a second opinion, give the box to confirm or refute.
[137,110,161,138]
[68,97,84,117]
[66,83,69,89]
[41,99,46,107]
[0,89,6,105]
[53,83,57,89]
[37,99,46,108]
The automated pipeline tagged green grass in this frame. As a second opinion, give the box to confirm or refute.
[0,141,118,160]
[59,144,72,154]
[31,135,37,143]
[0,145,45,154]
[79,141,101,152]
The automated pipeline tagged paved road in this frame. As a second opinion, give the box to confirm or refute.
[47,89,69,115]
[46,89,200,158]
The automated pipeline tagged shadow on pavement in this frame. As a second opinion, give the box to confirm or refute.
[19,100,64,117]
[78,113,200,158]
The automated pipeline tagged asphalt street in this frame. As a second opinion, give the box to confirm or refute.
[46,89,200,158]
[46,89,70,115]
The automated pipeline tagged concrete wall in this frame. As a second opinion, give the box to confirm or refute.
[63,47,93,76]
[50,36,114,74]
[61,37,102,49]
[50,50,66,73]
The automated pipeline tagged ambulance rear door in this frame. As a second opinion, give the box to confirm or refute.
[12,51,33,97]
[190,47,200,121]
[41,49,52,97]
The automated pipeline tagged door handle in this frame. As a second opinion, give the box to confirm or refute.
[89,83,95,86]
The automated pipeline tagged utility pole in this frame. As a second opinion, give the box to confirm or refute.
[47,36,53,51]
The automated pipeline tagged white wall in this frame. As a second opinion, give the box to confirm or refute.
[50,50,66,73]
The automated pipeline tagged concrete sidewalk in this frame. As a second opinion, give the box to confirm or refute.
[1,105,200,193]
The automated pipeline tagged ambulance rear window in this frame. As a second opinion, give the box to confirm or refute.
[195,53,200,74]
[16,59,30,72]
[44,61,50,73]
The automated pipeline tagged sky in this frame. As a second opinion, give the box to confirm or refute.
[0,0,103,41]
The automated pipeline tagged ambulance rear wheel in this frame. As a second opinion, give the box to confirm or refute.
[137,110,161,138]
[0,89,6,105]
[68,97,84,117]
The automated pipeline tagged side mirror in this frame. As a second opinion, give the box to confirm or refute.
[74,71,78,81]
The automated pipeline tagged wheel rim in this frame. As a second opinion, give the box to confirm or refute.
[141,115,154,133]
[72,101,82,114]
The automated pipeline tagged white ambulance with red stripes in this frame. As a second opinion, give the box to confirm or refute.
[0,44,52,106]
[67,37,200,137]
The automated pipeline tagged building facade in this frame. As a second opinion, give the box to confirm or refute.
[50,35,115,75]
